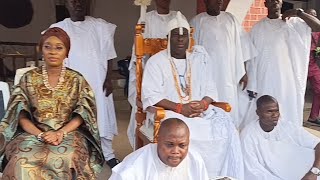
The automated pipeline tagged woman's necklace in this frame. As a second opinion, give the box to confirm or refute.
[169,57,192,103]
[42,65,66,91]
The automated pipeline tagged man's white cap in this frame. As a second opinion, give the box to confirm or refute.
[167,11,191,58]
[167,11,190,35]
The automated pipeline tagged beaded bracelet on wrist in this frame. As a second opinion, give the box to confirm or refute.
[59,129,68,138]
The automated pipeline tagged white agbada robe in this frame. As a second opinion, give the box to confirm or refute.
[141,46,244,179]
[49,16,118,138]
[109,144,209,180]
[241,120,320,180]
[127,10,180,148]
[248,17,312,126]
[190,12,257,128]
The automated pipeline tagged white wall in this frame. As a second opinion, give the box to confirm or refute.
[92,0,140,65]
[92,0,197,68]
[0,0,197,69]
[162,0,197,20]
[0,0,56,43]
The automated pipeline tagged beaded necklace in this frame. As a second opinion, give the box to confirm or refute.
[42,65,66,91]
[171,58,188,92]
[169,57,192,103]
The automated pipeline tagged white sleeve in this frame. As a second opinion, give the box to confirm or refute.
[141,58,166,110]
[188,149,210,180]
[128,44,137,106]
[234,15,258,63]
[201,48,218,100]
[289,17,312,39]
[246,58,257,92]
[289,17,312,50]
[295,126,320,149]
[240,30,258,62]
[241,133,283,180]
[205,78,218,101]
[222,121,244,179]
[197,156,210,180]
[101,23,117,61]
[246,30,259,92]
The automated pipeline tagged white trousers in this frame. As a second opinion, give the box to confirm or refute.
[101,137,115,161]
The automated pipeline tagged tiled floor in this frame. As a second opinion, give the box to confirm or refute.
[97,110,132,179]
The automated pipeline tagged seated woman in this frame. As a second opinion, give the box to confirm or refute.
[0,27,104,179]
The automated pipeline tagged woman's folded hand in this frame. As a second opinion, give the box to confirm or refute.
[42,130,64,146]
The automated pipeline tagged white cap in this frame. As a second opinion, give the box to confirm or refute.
[167,11,190,35]
[167,11,191,58]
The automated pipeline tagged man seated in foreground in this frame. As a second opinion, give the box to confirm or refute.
[141,12,243,179]
[241,95,320,180]
[109,118,209,180]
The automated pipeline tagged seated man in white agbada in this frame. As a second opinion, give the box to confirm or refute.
[241,95,320,180]
[109,118,209,180]
[127,0,186,149]
[141,12,243,179]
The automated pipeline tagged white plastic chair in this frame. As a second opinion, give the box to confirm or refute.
[14,66,36,85]
[0,81,10,110]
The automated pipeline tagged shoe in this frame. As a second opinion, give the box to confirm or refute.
[106,158,120,169]
[307,118,320,125]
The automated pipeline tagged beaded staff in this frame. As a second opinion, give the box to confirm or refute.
[134,0,152,23]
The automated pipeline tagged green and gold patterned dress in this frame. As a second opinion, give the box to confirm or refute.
[0,67,104,179]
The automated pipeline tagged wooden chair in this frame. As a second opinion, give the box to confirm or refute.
[134,24,231,150]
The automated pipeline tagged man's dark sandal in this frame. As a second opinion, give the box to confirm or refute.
[307,118,320,125]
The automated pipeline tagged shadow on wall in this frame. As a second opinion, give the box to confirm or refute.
[282,1,294,13]
[0,0,34,28]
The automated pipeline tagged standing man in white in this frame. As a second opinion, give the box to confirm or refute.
[248,0,320,125]
[48,0,119,168]
[190,0,257,128]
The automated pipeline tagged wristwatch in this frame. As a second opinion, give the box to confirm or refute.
[310,167,320,176]
[37,132,44,142]
[59,129,68,138]
[296,8,304,16]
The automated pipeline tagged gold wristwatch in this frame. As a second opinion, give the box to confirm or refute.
[59,129,68,138]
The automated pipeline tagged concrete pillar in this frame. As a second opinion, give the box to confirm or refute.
[226,0,255,23]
